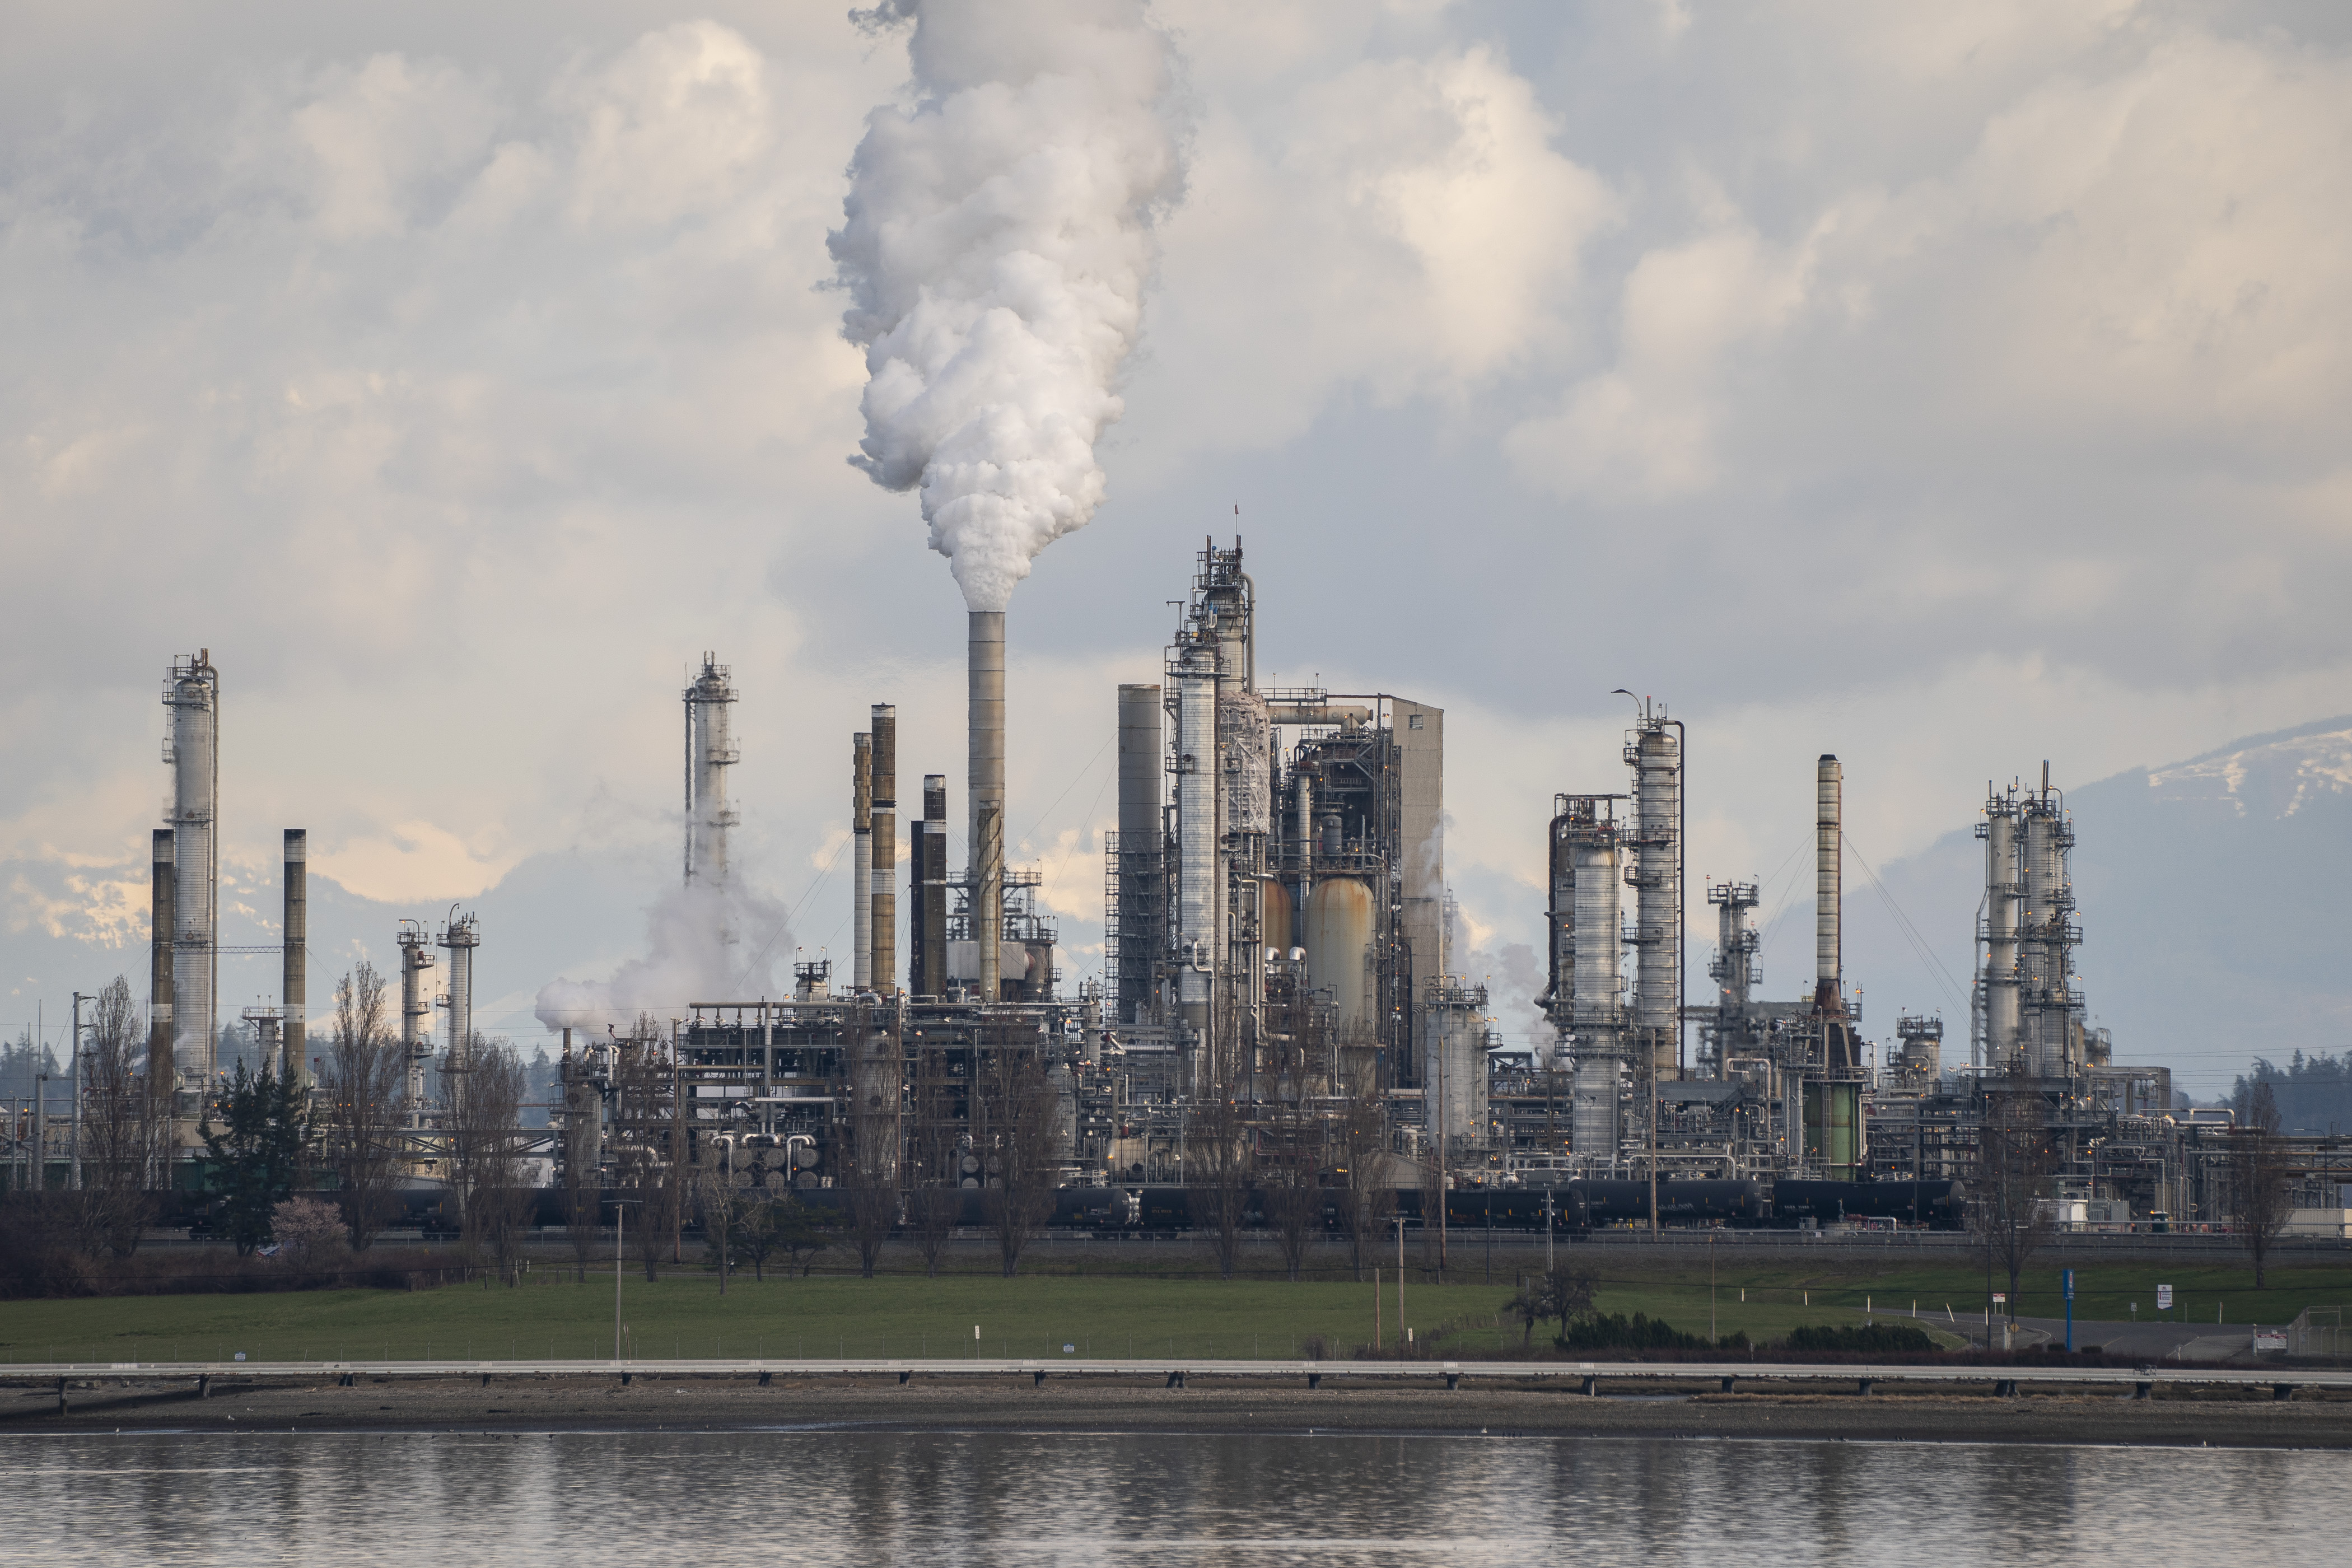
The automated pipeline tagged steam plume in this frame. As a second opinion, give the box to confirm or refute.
[534,880,790,1037]
[831,0,1183,610]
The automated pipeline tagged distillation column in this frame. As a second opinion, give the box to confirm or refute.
[1173,643,1219,1055]
[870,704,897,995]
[1543,796,1626,1172]
[1627,713,1683,1075]
[282,830,306,1086]
[1114,684,1164,1024]
[164,651,220,1081]
[912,775,948,998]
[148,829,175,1110]
[853,732,873,992]
[1981,787,2023,1071]
[683,655,739,896]
[397,923,436,1123]
[438,913,479,1068]
[1814,754,1842,1014]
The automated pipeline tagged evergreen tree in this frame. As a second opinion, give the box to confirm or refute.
[198,1061,313,1255]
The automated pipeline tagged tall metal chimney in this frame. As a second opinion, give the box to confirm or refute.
[969,610,1006,1002]
[282,830,307,1086]
[1814,754,1842,1014]
[852,731,873,991]
[870,704,897,995]
[148,828,175,1110]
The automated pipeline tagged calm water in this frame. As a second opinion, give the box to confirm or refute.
[2,1430,2339,1566]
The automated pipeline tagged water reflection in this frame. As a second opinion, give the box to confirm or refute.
[5,1431,2338,1567]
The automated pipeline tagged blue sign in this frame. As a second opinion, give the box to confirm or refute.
[2063,1270,2075,1301]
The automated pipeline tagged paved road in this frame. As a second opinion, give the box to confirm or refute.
[1914,1312,2256,1361]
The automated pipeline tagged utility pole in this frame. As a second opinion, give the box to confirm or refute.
[69,994,85,1192]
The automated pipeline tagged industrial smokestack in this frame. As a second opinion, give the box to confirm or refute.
[853,732,874,992]
[870,704,897,995]
[969,610,1005,1002]
[1814,754,1842,1014]
[148,829,174,1108]
[282,830,306,1087]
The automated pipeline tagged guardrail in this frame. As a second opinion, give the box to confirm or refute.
[9,1357,2350,1410]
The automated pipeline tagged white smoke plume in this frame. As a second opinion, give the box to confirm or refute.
[830,0,1184,611]
[533,880,791,1038]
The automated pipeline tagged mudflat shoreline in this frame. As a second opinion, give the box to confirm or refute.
[7,1374,2351,1448]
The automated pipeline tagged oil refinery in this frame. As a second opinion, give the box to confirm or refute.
[15,540,2349,1242]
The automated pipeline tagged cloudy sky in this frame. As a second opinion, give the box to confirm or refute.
[6,1,2348,1091]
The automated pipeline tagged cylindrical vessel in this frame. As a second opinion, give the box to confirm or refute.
[1984,797,2021,1068]
[2022,802,2063,1076]
[870,704,897,995]
[916,776,949,998]
[1305,878,1374,1036]
[852,732,872,991]
[165,652,219,1081]
[282,829,306,1086]
[1116,684,1164,1023]
[1261,880,1294,967]
[398,926,435,1121]
[968,612,1005,1001]
[684,655,738,890]
[1814,754,1841,1012]
[1630,722,1681,1071]
[148,829,174,1104]
[1173,647,1219,1031]
[440,914,478,1067]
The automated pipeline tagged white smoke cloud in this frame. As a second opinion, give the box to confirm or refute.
[829,0,1186,612]
[532,879,792,1038]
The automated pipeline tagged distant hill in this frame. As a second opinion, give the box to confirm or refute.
[1843,716,2352,1100]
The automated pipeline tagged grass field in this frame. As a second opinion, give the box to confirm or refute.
[4,1244,2346,1365]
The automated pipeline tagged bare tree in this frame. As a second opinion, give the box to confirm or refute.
[1187,1091,1252,1279]
[319,963,405,1250]
[1259,1099,1326,1282]
[906,1046,964,1277]
[843,1006,899,1277]
[443,1037,530,1283]
[75,976,164,1258]
[2231,1081,2296,1288]
[1971,1076,2055,1322]
[559,1055,603,1282]
[1336,1084,1393,1282]
[978,1041,1061,1277]
[611,1018,679,1282]
[1506,1264,1598,1348]
[697,1149,741,1295]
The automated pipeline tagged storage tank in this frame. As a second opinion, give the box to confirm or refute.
[1305,877,1374,1035]
[1261,879,1295,958]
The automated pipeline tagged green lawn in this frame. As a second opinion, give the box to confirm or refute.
[4,1249,2344,1366]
